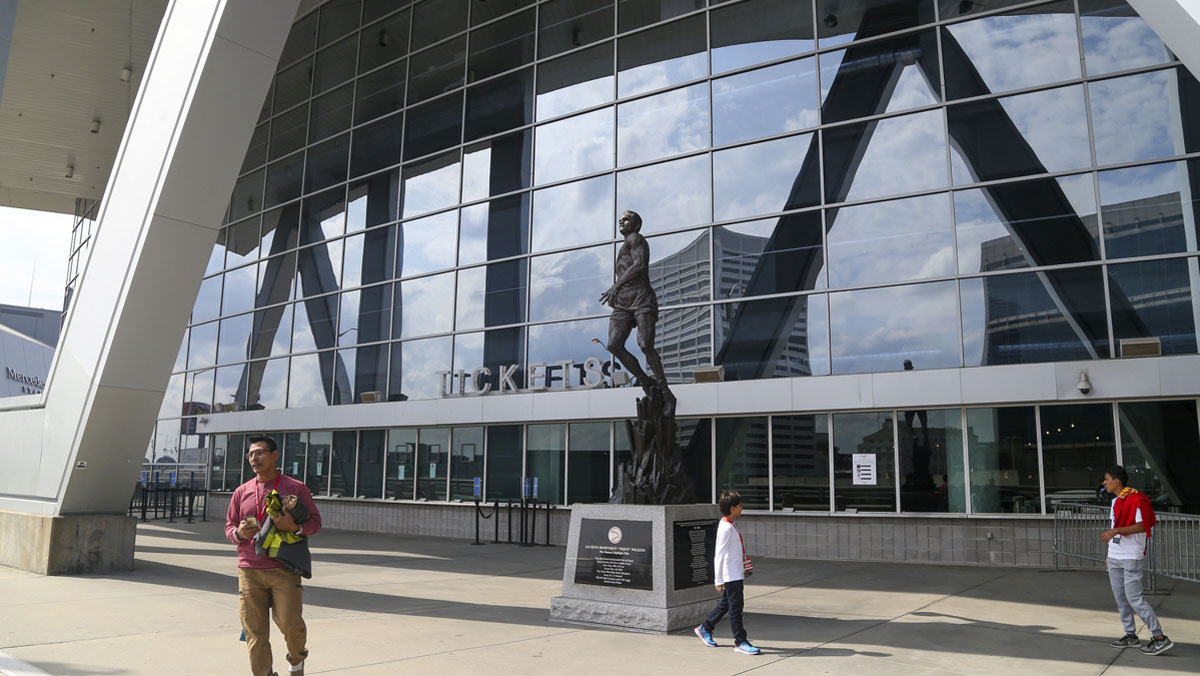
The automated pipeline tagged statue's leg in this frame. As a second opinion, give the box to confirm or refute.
[607,314,650,382]
[636,311,668,385]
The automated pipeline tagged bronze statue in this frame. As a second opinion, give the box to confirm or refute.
[600,210,668,394]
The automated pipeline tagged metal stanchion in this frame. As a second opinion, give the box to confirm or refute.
[472,498,495,546]
[493,500,500,543]
[542,503,554,546]
[521,498,536,547]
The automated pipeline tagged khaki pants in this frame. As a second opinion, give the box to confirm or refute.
[238,567,308,676]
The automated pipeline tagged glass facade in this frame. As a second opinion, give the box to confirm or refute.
[152,0,1200,515]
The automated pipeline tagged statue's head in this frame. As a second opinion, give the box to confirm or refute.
[619,210,642,235]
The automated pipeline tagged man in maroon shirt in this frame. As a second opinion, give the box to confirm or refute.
[226,435,322,676]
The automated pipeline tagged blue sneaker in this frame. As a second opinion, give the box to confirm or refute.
[733,641,760,655]
[694,625,717,647]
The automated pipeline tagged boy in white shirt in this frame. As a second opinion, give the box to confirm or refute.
[695,490,759,655]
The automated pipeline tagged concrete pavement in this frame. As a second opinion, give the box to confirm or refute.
[0,519,1196,675]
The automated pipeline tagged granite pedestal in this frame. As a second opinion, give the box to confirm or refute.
[549,503,721,633]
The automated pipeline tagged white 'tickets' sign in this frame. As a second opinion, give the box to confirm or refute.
[852,453,876,486]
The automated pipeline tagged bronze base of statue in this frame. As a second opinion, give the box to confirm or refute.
[610,384,695,505]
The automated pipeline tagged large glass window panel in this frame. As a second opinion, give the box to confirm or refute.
[617,157,712,236]
[832,411,896,512]
[617,15,706,98]
[472,0,534,25]
[617,84,707,167]
[459,194,530,264]
[568,422,609,504]
[394,272,455,339]
[462,131,532,202]
[527,424,565,504]
[305,133,350,194]
[274,57,313,113]
[456,260,530,330]
[386,428,417,499]
[961,268,1110,366]
[714,133,818,221]
[678,418,712,503]
[407,36,467,105]
[1081,0,1173,77]
[417,427,451,500]
[187,321,218,370]
[358,9,410,74]
[818,0,933,47]
[270,106,308,162]
[716,293,829,379]
[313,35,357,95]
[217,313,252,365]
[338,285,392,346]
[230,169,265,222]
[222,265,257,317]
[831,281,959,374]
[328,430,357,497]
[288,352,334,408]
[256,253,298,310]
[347,170,400,231]
[250,303,292,359]
[535,42,613,120]
[527,317,612,382]
[966,406,1040,513]
[469,10,535,81]
[955,174,1100,274]
[159,373,184,419]
[193,276,222,323]
[772,413,830,511]
[355,61,407,125]
[280,13,317,68]
[1099,160,1200,259]
[529,245,611,322]
[291,295,338,353]
[331,343,388,404]
[209,434,226,490]
[318,0,360,47]
[401,151,461,219]
[714,214,826,299]
[404,94,463,160]
[451,426,485,501]
[949,86,1090,186]
[532,175,613,251]
[283,432,306,482]
[388,336,452,400]
[306,431,332,496]
[396,210,458,277]
[819,30,939,124]
[452,327,527,390]
[647,229,710,306]
[351,113,404,178]
[1090,68,1200,166]
[824,109,947,204]
[412,0,467,51]
[1041,403,1116,509]
[264,155,304,208]
[898,408,965,513]
[618,0,701,32]
[357,429,386,499]
[538,0,613,59]
[485,425,523,501]
[713,58,818,147]
[301,189,346,246]
[261,203,302,256]
[942,1,1079,100]
[1118,400,1200,512]
[245,357,289,411]
[296,240,343,299]
[226,434,248,491]
[225,218,261,270]
[242,123,269,173]
[465,69,534,142]
[1109,257,1200,356]
[827,193,952,288]
[711,0,814,74]
[534,108,613,185]
[715,417,769,510]
[656,305,712,383]
[183,369,214,412]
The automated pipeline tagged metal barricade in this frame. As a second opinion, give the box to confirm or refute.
[1151,511,1200,584]
[1054,502,1200,590]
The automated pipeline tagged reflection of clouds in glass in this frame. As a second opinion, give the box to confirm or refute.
[398,211,457,277]
[456,266,486,331]
[1098,160,1180,207]
[536,75,613,120]
[618,84,708,166]
[288,353,329,408]
[172,331,188,372]
[820,48,937,116]
[715,133,813,220]
[618,52,706,98]
[714,58,818,146]
[1082,13,1170,77]
[527,317,614,367]
[885,65,939,113]
[218,313,253,364]
[193,276,222,323]
[223,264,257,316]
[253,358,288,409]
[402,158,461,218]
[458,204,488,265]
[1091,70,1183,166]
[341,233,364,289]
[338,290,360,345]
[530,245,611,322]
[830,281,960,374]
[213,366,242,411]
[838,110,946,203]
[713,40,810,75]
[461,146,491,203]
[452,331,484,373]
[534,108,614,184]
[397,272,455,339]
[399,337,452,400]
[617,155,710,235]
[828,194,953,287]
[188,321,219,370]
[533,174,613,251]
[946,11,1079,96]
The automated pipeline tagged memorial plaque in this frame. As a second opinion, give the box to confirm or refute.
[673,519,717,590]
[573,518,653,590]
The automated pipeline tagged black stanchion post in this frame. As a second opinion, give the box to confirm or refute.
[471,498,483,545]
[140,485,148,522]
[506,500,514,543]
[543,503,553,546]
[493,500,500,543]
[186,486,195,524]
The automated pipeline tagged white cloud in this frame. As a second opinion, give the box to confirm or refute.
[0,206,72,310]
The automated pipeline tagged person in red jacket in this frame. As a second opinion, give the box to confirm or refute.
[1100,465,1172,656]
[226,435,322,676]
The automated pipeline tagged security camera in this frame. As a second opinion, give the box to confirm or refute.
[1077,371,1092,395]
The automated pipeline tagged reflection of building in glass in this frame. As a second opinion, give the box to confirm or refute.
[648,230,711,383]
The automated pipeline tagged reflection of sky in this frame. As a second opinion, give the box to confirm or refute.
[297,240,342,298]
[529,245,612,322]
[185,369,214,408]
[827,193,953,287]
[341,233,364,288]
[398,211,457,277]
[461,145,492,203]
[945,10,1079,96]
[398,336,453,400]
[402,157,461,218]
[534,108,614,184]
[338,290,360,346]
[292,297,338,353]
[214,366,242,411]
[188,321,218,370]
[456,266,486,331]
[172,330,188,372]
[714,133,813,220]
[536,72,613,120]
[532,174,613,251]
[1081,11,1171,77]
[618,51,706,98]
[222,264,257,316]
[819,43,938,117]
[714,58,818,146]
[256,303,293,357]
[217,313,252,364]
[193,276,222,323]
[830,281,960,374]
[452,331,485,373]
[710,0,813,74]
[288,353,329,408]
[616,155,710,234]
[527,316,622,368]
[837,110,946,203]
[396,272,455,339]
[458,203,489,265]
[1091,69,1187,166]
[617,83,708,166]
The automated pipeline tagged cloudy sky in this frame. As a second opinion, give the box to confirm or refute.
[0,206,72,310]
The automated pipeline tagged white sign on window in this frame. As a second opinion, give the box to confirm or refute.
[429,463,437,478]
[852,453,876,486]
[398,465,405,480]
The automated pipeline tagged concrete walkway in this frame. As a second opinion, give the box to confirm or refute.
[0,520,1196,676]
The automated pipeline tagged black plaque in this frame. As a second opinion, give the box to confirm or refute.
[673,519,717,590]
[573,518,653,590]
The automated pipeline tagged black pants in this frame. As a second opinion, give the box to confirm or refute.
[702,579,747,644]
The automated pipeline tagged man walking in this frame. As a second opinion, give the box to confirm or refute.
[1101,465,1172,656]
[226,435,322,675]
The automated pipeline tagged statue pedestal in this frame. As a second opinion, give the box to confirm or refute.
[549,503,720,633]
